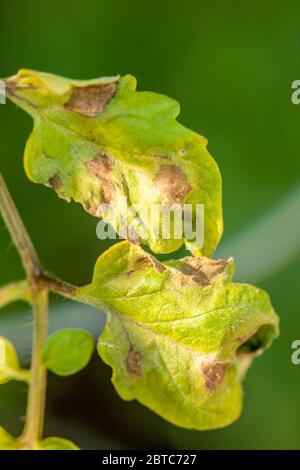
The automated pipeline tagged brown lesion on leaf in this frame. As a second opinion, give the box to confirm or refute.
[143,252,166,273]
[85,152,116,204]
[85,203,98,217]
[65,82,118,117]
[127,346,141,376]
[154,165,191,205]
[203,362,227,391]
[48,174,61,191]
[180,257,228,285]
[129,253,165,274]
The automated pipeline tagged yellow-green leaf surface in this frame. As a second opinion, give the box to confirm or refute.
[36,437,79,450]
[78,241,279,430]
[0,427,16,450]
[0,336,30,384]
[5,69,222,255]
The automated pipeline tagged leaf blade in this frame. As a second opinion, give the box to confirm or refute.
[0,336,30,384]
[42,329,94,376]
[5,69,223,256]
[79,241,279,430]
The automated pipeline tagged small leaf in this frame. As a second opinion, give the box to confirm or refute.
[36,437,79,450]
[0,427,16,450]
[42,329,94,376]
[5,69,222,256]
[0,336,30,384]
[78,241,279,431]
[0,281,31,309]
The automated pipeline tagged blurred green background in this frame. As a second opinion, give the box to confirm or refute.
[0,0,300,450]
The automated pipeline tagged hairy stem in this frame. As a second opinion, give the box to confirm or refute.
[0,175,97,448]
[21,289,48,447]
[0,175,48,448]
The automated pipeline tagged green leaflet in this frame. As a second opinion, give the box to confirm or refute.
[0,336,30,384]
[42,329,94,376]
[4,69,222,256]
[36,437,79,450]
[78,241,279,431]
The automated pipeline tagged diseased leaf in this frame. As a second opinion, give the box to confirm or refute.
[42,329,94,376]
[5,69,222,256]
[36,437,79,450]
[78,241,279,430]
[0,336,30,384]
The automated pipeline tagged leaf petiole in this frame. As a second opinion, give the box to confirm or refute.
[0,280,32,308]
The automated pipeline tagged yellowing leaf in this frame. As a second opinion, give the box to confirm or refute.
[0,336,30,384]
[5,69,222,256]
[78,241,279,430]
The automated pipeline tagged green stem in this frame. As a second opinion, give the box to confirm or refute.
[0,175,48,449]
[0,175,94,448]
[21,289,48,447]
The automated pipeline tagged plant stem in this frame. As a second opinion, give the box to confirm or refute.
[37,273,104,310]
[21,289,48,447]
[0,175,48,448]
[0,175,97,448]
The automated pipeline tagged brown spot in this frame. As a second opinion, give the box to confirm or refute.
[127,347,141,375]
[131,254,165,273]
[86,153,116,203]
[154,165,191,205]
[144,252,166,273]
[203,362,227,391]
[127,232,141,245]
[180,257,228,285]
[65,82,118,117]
[48,174,61,191]
[86,152,111,178]
[85,203,98,217]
